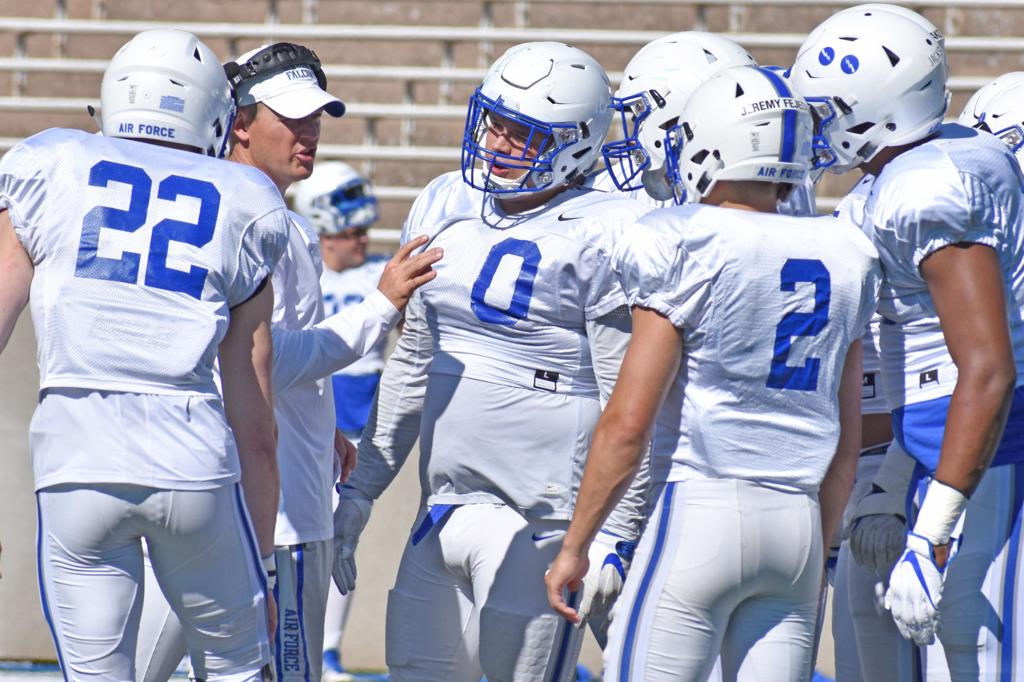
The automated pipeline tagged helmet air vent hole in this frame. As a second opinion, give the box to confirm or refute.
[691,149,709,164]
[571,64,586,70]
[735,83,745,97]
[918,79,933,91]
[547,96,557,104]
[842,141,851,149]
[579,121,590,139]
[883,46,901,67]
[169,79,185,87]
[712,149,721,160]
[839,36,858,42]
[886,122,897,131]
[703,49,718,64]
[193,47,203,61]
[847,122,873,134]
[572,145,591,160]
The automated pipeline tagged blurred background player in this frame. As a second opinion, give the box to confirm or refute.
[0,29,289,681]
[793,5,1024,678]
[330,41,651,681]
[547,63,880,682]
[134,42,440,682]
[291,160,387,681]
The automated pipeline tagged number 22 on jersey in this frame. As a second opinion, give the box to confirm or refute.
[75,160,220,300]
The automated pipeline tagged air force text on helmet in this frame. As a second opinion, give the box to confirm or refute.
[755,166,807,180]
[116,122,177,139]
[739,97,808,118]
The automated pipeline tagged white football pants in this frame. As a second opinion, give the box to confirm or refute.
[604,478,822,682]
[385,503,584,682]
[36,483,271,682]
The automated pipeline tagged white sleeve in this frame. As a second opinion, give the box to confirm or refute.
[342,290,432,500]
[586,306,650,540]
[271,289,401,391]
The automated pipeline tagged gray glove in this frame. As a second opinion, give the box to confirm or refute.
[332,490,373,594]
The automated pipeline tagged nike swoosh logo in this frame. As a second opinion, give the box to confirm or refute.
[531,531,567,542]
[557,213,582,222]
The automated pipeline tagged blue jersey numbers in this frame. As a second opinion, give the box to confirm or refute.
[471,238,541,326]
[75,161,220,299]
[767,258,831,391]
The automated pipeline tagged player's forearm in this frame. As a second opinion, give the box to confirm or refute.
[586,305,649,539]
[563,416,648,557]
[239,437,280,556]
[934,363,1015,495]
[344,294,431,499]
[819,341,863,547]
[271,290,401,391]
[222,284,280,556]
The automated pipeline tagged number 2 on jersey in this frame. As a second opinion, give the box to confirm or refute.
[767,258,831,391]
[471,238,541,326]
[75,160,220,299]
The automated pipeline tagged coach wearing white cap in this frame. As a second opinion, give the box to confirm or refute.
[227,42,346,194]
[133,41,442,682]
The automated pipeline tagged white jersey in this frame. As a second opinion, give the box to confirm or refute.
[615,205,881,491]
[269,211,337,545]
[0,128,289,490]
[402,171,648,517]
[1,128,287,396]
[320,254,389,375]
[834,174,887,415]
[865,124,1024,411]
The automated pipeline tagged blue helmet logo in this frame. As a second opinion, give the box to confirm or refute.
[841,55,860,74]
[818,47,835,66]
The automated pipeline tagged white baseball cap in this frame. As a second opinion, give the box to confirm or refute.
[229,43,345,119]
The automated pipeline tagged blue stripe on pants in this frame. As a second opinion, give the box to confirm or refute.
[619,481,677,681]
[35,497,69,682]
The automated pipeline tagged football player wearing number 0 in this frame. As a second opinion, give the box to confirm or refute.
[792,6,1024,678]
[546,64,882,682]
[331,42,651,681]
[0,30,290,681]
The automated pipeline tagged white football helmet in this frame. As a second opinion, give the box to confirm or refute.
[959,72,1024,164]
[101,29,235,158]
[665,65,813,204]
[603,32,756,200]
[462,41,613,196]
[790,5,949,174]
[291,161,379,235]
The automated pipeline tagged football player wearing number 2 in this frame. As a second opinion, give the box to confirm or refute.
[547,64,881,682]
[330,42,651,681]
[0,30,290,681]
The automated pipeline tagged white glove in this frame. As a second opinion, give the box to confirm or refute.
[577,529,636,647]
[849,513,907,578]
[332,491,373,594]
[884,532,950,645]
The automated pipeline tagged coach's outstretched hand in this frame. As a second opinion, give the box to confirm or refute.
[376,234,442,312]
